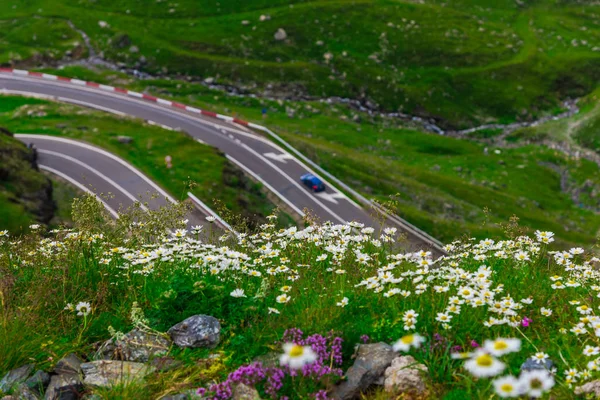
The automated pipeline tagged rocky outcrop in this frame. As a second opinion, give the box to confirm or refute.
[167,315,221,349]
[330,343,397,400]
[383,356,428,395]
[81,361,154,387]
[0,128,56,225]
[95,329,171,362]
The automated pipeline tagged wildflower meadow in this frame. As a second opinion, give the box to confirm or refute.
[1,196,599,399]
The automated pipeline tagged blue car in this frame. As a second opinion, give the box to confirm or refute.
[300,173,326,192]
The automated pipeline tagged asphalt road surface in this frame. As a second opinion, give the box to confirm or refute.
[1,73,443,254]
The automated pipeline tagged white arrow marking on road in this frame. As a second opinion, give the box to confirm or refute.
[263,152,294,163]
[314,192,346,204]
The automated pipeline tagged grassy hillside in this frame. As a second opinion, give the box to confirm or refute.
[0,126,55,233]
[26,67,600,247]
[3,1,600,127]
[1,201,599,399]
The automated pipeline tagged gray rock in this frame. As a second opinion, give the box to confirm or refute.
[520,357,555,372]
[25,371,50,393]
[575,380,600,397]
[232,383,260,400]
[330,343,397,400]
[95,328,170,362]
[13,384,39,400]
[274,29,287,41]
[43,374,83,400]
[149,356,182,372]
[0,365,35,393]
[129,46,139,53]
[81,361,154,388]
[161,395,189,400]
[168,315,220,349]
[53,355,82,376]
[116,136,133,144]
[383,356,427,395]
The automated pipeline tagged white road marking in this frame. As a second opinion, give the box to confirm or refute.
[3,76,358,211]
[226,155,305,218]
[263,152,294,163]
[37,149,149,211]
[315,192,346,204]
[15,134,176,203]
[237,141,347,224]
[39,165,119,218]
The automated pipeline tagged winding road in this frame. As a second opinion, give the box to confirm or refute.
[0,69,443,254]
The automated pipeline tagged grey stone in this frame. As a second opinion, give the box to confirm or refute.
[116,136,133,144]
[383,356,427,395]
[0,365,35,393]
[13,385,39,400]
[53,355,82,376]
[129,46,139,53]
[520,358,555,372]
[25,371,50,393]
[161,395,189,400]
[149,356,182,372]
[81,361,154,388]
[232,383,260,400]
[274,29,287,41]
[95,329,170,362]
[43,374,83,400]
[330,343,396,400]
[168,315,220,349]
[575,380,600,397]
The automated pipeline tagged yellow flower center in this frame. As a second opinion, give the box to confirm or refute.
[476,354,493,367]
[500,383,513,393]
[401,335,414,345]
[530,378,542,389]
[289,345,304,357]
[494,341,508,351]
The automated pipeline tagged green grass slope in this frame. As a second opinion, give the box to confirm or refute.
[3,1,600,127]
[0,125,55,233]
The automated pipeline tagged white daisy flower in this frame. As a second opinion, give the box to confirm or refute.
[483,338,521,357]
[519,370,554,398]
[464,350,505,378]
[75,301,91,317]
[230,289,246,298]
[279,343,318,369]
[493,375,523,398]
[392,333,426,352]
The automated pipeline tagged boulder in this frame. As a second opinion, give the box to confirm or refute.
[233,383,260,400]
[53,355,82,376]
[43,374,83,400]
[167,315,220,349]
[25,370,50,393]
[81,361,154,388]
[274,29,287,41]
[383,356,427,395]
[0,364,34,392]
[520,358,555,372]
[575,380,600,397]
[149,356,182,372]
[330,343,396,400]
[12,385,39,400]
[95,328,170,362]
